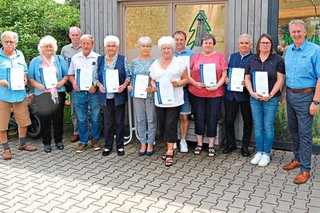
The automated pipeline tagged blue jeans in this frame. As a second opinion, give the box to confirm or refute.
[250,96,279,155]
[73,91,101,144]
[286,89,314,172]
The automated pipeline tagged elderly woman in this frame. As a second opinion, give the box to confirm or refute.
[245,34,285,167]
[188,33,228,157]
[94,35,130,156]
[128,36,156,156]
[28,35,68,153]
[0,31,37,160]
[149,36,188,166]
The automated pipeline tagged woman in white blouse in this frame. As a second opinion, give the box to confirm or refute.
[149,36,188,166]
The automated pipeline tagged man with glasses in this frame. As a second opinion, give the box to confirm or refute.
[283,19,320,184]
[0,31,37,160]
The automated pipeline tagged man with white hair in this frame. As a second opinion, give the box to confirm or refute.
[61,26,82,143]
[283,19,320,184]
[0,31,37,160]
[68,34,101,153]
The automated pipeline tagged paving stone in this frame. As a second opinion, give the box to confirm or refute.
[227,206,244,213]
[134,199,156,211]
[212,199,232,211]
[275,200,294,212]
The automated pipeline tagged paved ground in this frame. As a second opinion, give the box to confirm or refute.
[1,128,320,213]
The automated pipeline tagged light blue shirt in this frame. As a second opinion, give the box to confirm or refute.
[174,47,193,57]
[285,40,320,89]
[28,55,68,96]
[0,48,28,103]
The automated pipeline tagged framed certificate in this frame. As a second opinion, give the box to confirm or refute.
[155,80,175,105]
[131,74,149,99]
[227,67,245,92]
[103,69,119,93]
[252,71,269,97]
[7,67,25,90]
[76,68,93,91]
[40,67,58,89]
[200,63,216,86]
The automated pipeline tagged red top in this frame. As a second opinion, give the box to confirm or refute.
[189,52,228,98]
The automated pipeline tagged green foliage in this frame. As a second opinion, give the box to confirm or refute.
[0,0,80,63]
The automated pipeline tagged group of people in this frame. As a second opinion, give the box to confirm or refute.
[0,19,319,184]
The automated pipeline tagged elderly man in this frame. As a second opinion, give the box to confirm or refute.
[283,19,320,184]
[61,26,82,143]
[0,31,37,160]
[68,34,101,153]
[173,30,193,153]
[223,34,253,157]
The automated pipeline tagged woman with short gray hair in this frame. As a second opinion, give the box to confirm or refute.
[149,36,189,166]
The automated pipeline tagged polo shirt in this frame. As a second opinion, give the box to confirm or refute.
[61,43,82,66]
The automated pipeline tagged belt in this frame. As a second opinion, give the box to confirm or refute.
[287,87,315,93]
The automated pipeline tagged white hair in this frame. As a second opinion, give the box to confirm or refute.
[238,33,253,44]
[158,36,175,50]
[38,35,58,55]
[69,26,81,34]
[80,34,94,43]
[137,36,152,46]
[104,35,120,47]
[1,31,18,43]
[289,19,307,32]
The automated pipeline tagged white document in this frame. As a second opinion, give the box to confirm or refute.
[133,74,149,99]
[105,69,119,93]
[178,56,190,76]
[10,67,25,90]
[255,71,269,97]
[76,68,92,91]
[156,79,175,105]
[42,66,58,89]
[201,63,216,86]
[230,68,245,92]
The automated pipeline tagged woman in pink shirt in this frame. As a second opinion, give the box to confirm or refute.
[189,33,228,157]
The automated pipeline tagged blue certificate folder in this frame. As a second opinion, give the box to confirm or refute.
[155,82,162,104]
[252,70,256,92]
[200,64,205,84]
[6,68,11,89]
[39,68,47,89]
[130,74,136,97]
[76,69,81,89]
[227,67,232,91]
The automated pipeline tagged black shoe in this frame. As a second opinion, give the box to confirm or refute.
[56,142,64,150]
[222,145,237,154]
[117,148,125,156]
[241,148,251,157]
[44,145,51,153]
[102,148,111,156]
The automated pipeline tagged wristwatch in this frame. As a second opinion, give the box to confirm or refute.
[313,100,320,105]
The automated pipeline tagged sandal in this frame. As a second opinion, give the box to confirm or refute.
[162,152,167,160]
[208,147,215,157]
[165,155,174,167]
[194,145,203,155]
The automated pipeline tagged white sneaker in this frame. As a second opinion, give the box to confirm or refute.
[258,154,270,167]
[174,142,177,150]
[180,139,188,153]
[251,152,262,165]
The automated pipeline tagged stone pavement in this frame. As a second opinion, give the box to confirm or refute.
[1,131,320,213]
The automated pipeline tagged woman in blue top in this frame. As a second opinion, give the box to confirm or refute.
[244,34,285,167]
[28,35,69,153]
[128,36,156,156]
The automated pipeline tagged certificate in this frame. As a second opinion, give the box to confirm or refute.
[8,67,25,90]
[200,63,216,86]
[178,56,190,76]
[228,67,245,92]
[41,67,58,89]
[104,69,119,93]
[155,80,175,105]
[253,71,269,97]
[131,74,149,99]
[76,68,92,91]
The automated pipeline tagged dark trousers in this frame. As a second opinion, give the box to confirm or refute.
[156,106,180,143]
[224,98,252,149]
[103,99,125,150]
[34,92,66,146]
[190,94,222,137]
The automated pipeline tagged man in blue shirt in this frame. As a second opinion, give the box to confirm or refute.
[173,31,193,153]
[283,19,320,184]
[0,31,37,160]
[223,34,253,157]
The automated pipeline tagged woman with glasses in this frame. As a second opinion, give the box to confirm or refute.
[244,34,285,167]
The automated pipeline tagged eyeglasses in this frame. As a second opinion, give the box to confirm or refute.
[260,42,271,46]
